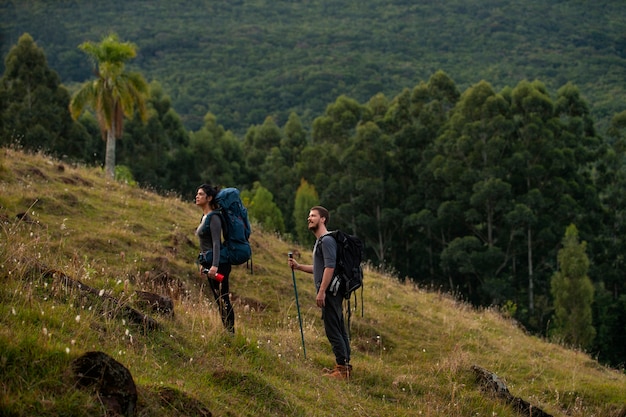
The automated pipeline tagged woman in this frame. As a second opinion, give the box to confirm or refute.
[195,183,234,334]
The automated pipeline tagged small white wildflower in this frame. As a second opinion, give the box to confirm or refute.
[11,307,16,315]
[75,315,80,323]
[42,327,48,336]
[189,358,193,363]
[65,347,70,354]
[71,339,76,345]
[125,329,130,336]
[99,289,105,297]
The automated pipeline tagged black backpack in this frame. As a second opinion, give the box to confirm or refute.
[328,230,364,331]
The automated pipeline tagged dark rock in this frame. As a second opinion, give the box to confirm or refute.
[472,364,553,417]
[72,351,137,417]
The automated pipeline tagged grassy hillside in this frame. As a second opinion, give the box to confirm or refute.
[1,0,625,133]
[1,147,626,417]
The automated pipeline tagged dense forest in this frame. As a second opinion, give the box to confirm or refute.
[1,0,625,134]
[2,1,626,369]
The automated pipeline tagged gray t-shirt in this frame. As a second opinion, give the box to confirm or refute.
[312,233,337,291]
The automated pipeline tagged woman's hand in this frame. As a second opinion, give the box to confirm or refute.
[208,266,218,279]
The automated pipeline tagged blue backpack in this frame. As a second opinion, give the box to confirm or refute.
[200,188,252,266]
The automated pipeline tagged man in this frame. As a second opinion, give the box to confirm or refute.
[288,206,352,380]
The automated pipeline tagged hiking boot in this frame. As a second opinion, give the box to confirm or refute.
[322,364,352,380]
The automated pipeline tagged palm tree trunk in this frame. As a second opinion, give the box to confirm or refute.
[105,127,116,179]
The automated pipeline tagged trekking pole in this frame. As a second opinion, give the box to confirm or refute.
[289,252,306,359]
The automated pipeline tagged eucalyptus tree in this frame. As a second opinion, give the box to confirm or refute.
[507,80,558,316]
[240,115,300,233]
[299,95,364,199]
[509,81,602,328]
[585,110,626,366]
[428,80,514,303]
[188,112,245,191]
[598,110,626,294]
[260,146,295,232]
[243,116,282,183]
[69,34,148,179]
[328,120,400,267]
[256,113,309,234]
[311,95,363,149]
[392,71,460,282]
[282,112,307,166]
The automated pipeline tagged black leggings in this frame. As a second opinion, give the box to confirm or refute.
[208,263,234,333]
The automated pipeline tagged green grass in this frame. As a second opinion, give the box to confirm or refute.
[1,148,625,417]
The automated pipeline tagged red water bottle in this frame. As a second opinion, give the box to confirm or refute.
[215,273,224,283]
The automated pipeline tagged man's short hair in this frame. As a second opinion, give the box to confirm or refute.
[311,206,329,225]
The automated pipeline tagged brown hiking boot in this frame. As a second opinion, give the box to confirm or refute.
[322,364,352,380]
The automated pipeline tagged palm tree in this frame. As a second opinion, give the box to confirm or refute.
[69,34,148,179]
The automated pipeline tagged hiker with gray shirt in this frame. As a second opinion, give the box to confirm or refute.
[288,206,352,380]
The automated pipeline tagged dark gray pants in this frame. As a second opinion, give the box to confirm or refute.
[322,291,351,365]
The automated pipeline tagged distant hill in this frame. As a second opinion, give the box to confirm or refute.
[1,0,625,134]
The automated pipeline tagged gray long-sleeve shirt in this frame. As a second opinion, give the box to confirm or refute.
[197,212,222,267]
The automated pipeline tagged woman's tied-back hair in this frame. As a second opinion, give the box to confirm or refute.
[311,205,330,225]
[198,184,220,209]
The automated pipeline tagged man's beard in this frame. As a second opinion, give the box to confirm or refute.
[308,222,318,232]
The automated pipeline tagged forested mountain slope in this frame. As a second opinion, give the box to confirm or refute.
[1,0,625,133]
